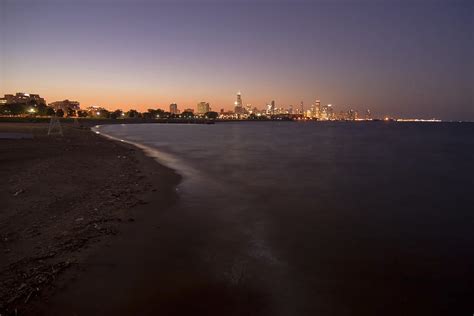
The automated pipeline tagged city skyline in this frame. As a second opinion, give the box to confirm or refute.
[2,91,384,122]
[1,0,472,120]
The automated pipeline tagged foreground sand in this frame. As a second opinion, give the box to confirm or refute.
[0,123,180,314]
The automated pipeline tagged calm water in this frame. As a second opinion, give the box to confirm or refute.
[99,122,474,315]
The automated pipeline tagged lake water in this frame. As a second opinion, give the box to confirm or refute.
[99,121,474,315]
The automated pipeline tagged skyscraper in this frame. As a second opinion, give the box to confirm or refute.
[314,100,321,119]
[197,102,210,114]
[234,91,244,114]
[317,104,335,120]
[310,100,321,119]
[236,91,243,107]
[169,103,178,114]
[266,101,276,115]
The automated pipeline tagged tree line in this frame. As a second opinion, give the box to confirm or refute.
[0,102,219,120]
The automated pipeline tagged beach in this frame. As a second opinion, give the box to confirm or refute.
[0,123,180,315]
[1,122,473,315]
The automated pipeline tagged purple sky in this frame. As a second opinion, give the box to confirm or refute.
[1,0,472,119]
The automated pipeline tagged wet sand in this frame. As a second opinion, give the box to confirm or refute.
[0,123,180,315]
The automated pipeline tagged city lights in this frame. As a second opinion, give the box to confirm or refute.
[0,91,446,122]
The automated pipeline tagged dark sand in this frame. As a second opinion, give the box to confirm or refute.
[1,123,269,316]
[0,123,180,315]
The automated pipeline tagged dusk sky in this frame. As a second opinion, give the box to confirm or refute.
[1,0,472,120]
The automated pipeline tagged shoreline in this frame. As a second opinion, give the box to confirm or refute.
[0,122,181,315]
[91,125,200,182]
[91,125,184,176]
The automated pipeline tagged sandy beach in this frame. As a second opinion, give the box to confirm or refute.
[0,123,180,315]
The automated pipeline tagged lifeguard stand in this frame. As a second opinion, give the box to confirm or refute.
[48,115,63,136]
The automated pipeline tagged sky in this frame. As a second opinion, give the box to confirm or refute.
[1,0,473,119]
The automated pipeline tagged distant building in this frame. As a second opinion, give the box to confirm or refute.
[348,109,358,121]
[266,100,276,115]
[245,104,252,114]
[234,92,245,114]
[309,103,315,118]
[0,92,46,106]
[219,110,238,120]
[197,102,210,114]
[275,107,285,115]
[326,104,334,120]
[85,105,107,117]
[0,96,10,105]
[365,109,372,120]
[312,100,321,119]
[183,108,194,113]
[49,100,80,113]
[169,103,179,114]
[288,104,293,114]
[318,103,334,120]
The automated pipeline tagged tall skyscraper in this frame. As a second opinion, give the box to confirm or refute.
[236,91,243,107]
[310,103,315,118]
[197,102,210,114]
[314,100,321,119]
[169,103,178,114]
[300,101,304,114]
[234,91,244,114]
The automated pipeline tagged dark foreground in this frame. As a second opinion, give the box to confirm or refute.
[1,122,473,316]
[0,123,180,315]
